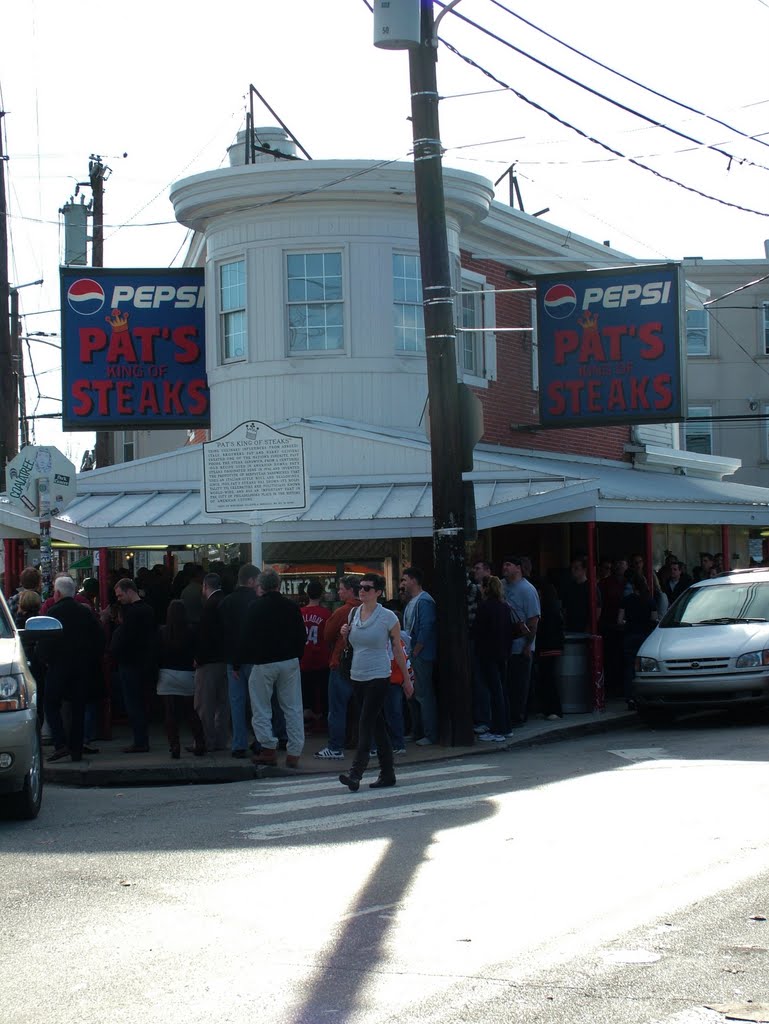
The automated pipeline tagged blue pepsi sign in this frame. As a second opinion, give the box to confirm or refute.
[60,267,210,431]
[535,264,685,428]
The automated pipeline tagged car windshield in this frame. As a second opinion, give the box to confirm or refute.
[661,580,769,627]
[0,601,14,639]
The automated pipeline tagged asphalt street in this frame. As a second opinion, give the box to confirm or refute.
[2,716,769,1024]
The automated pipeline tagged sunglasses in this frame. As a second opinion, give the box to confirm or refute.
[358,584,378,592]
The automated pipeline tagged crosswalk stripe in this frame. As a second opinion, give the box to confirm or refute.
[241,774,510,816]
[240,793,498,840]
[248,762,499,798]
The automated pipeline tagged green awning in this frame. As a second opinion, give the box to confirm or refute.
[68,555,92,570]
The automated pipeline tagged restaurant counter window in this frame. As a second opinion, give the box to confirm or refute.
[219,259,246,362]
[287,252,343,352]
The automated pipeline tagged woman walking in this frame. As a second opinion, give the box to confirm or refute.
[156,599,205,758]
[338,573,413,791]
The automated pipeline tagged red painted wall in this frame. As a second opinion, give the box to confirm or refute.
[461,252,631,461]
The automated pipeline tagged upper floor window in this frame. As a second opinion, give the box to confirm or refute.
[286,252,343,352]
[121,431,136,463]
[763,302,769,355]
[219,259,246,362]
[684,405,713,455]
[459,283,483,376]
[393,253,425,353]
[686,307,709,356]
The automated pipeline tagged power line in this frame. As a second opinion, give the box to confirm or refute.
[437,36,769,217]
[481,0,769,153]
[443,4,769,175]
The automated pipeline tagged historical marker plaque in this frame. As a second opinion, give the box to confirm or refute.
[203,421,307,514]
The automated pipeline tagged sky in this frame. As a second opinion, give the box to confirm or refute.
[2,0,768,468]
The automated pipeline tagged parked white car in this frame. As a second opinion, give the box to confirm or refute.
[0,594,61,820]
[633,568,769,725]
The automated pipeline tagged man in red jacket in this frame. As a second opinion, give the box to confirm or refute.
[300,580,331,725]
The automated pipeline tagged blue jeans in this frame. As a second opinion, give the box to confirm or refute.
[327,667,353,752]
[228,663,253,752]
[384,684,405,748]
[410,656,438,743]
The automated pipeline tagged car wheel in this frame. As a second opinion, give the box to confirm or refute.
[637,707,673,728]
[4,728,43,820]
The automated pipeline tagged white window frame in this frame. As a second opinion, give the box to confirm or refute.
[285,249,345,354]
[393,252,425,354]
[684,405,713,455]
[530,297,539,392]
[120,430,136,463]
[763,302,769,355]
[686,307,710,356]
[455,268,497,386]
[218,258,247,364]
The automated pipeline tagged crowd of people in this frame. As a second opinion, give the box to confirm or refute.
[2,545,716,770]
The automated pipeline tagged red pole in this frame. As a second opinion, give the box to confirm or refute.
[3,539,14,597]
[644,522,654,592]
[586,521,598,635]
[721,524,730,573]
[98,548,109,611]
[586,521,605,711]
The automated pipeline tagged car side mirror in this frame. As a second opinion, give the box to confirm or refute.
[19,615,63,651]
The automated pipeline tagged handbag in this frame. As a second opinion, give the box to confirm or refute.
[337,608,356,682]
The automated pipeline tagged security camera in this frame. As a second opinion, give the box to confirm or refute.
[749,400,759,412]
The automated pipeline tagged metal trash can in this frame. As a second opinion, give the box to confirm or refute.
[556,632,592,713]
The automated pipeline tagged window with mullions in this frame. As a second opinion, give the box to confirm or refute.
[393,253,425,353]
[286,252,343,352]
[459,284,483,376]
[686,307,709,356]
[219,259,246,362]
[684,405,713,455]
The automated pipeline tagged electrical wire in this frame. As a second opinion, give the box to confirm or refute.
[443,4,769,175]
[437,36,769,218]
[481,0,769,153]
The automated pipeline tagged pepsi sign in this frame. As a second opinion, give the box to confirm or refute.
[535,264,685,428]
[60,267,210,431]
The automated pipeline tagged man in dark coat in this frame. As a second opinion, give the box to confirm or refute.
[220,563,260,758]
[241,569,306,768]
[112,577,157,753]
[39,575,105,763]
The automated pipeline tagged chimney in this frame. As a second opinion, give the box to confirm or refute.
[228,127,298,167]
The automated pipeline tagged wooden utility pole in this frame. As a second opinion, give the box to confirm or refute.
[0,112,15,491]
[408,1,473,745]
[90,155,112,469]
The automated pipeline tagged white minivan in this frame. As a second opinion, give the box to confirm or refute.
[633,568,769,725]
[0,594,61,820]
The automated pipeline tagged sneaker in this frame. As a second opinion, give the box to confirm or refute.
[369,748,378,757]
[392,747,406,755]
[415,737,434,747]
[546,714,562,721]
[503,730,516,738]
[314,747,344,760]
[479,732,505,742]
[46,747,70,763]
[473,724,490,735]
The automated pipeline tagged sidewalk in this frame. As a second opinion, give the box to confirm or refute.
[43,702,638,787]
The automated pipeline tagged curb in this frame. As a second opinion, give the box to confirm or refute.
[43,712,638,788]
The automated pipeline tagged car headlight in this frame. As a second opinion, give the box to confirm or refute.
[736,650,769,668]
[0,674,31,712]
[635,656,659,672]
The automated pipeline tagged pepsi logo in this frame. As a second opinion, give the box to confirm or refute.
[543,283,577,319]
[67,278,105,315]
